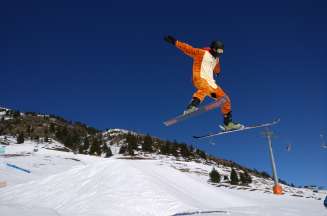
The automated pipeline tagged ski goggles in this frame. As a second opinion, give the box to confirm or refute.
[216,48,224,54]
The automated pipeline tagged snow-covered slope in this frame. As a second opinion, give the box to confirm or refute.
[0,139,326,216]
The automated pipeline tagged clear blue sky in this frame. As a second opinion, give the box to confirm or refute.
[1,0,326,187]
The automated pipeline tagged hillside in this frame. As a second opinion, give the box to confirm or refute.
[0,107,278,182]
[0,107,326,216]
[0,140,326,216]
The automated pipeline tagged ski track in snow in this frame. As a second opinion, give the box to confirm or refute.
[0,141,326,216]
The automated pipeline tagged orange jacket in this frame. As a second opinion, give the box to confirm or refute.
[176,41,221,88]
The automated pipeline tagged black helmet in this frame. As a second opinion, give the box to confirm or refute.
[210,40,224,50]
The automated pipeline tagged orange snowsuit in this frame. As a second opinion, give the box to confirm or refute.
[175,41,231,115]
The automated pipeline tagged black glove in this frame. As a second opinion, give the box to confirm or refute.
[164,35,177,45]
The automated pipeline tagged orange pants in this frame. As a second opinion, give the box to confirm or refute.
[193,79,231,115]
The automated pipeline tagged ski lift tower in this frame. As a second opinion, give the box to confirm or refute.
[262,128,283,195]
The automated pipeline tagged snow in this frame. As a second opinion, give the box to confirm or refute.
[0,111,5,117]
[0,138,326,216]
[0,204,59,216]
[104,128,138,137]
[104,128,131,134]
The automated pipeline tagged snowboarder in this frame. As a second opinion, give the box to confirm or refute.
[164,35,243,131]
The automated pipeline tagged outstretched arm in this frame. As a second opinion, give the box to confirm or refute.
[175,41,202,58]
[164,35,202,58]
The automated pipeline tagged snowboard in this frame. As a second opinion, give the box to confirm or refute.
[193,118,280,139]
[163,96,227,126]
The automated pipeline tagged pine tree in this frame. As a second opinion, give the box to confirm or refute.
[49,123,55,134]
[78,143,85,154]
[89,139,101,156]
[142,134,153,152]
[159,142,169,155]
[119,145,127,154]
[127,143,134,156]
[230,168,239,185]
[196,149,207,160]
[260,171,271,179]
[26,125,32,138]
[126,133,138,152]
[17,132,25,144]
[102,143,112,158]
[44,128,49,142]
[78,137,88,154]
[87,126,98,135]
[244,171,252,184]
[170,141,179,157]
[12,110,20,118]
[83,137,90,153]
[209,167,221,183]
[55,127,68,143]
[164,140,172,155]
[72,132,82,152]
[125,133,137,156]
[240,172,247,185]
[180,143,191,158]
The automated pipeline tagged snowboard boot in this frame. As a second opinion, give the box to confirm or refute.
[183,97,201,115]
[221,112,244,131]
